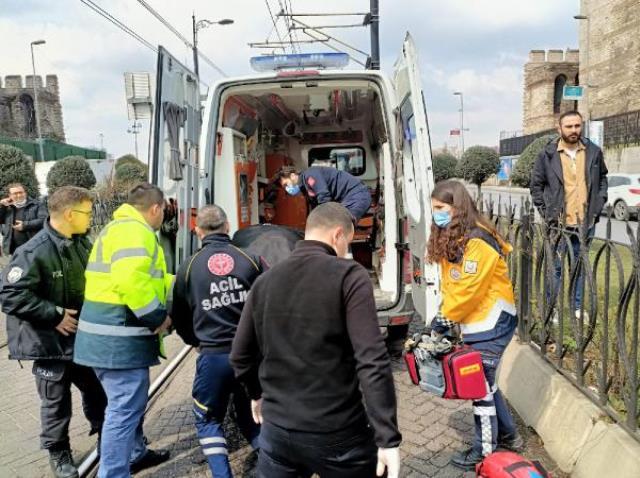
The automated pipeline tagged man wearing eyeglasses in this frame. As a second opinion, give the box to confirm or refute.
[0,186,107,478]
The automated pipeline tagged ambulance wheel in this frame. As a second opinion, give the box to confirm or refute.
[386,324,409,357]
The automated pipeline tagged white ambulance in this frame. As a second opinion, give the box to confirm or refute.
[151,34,439,350]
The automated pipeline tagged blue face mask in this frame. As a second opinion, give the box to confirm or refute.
[285,184,301,196]
[433,211,451,228]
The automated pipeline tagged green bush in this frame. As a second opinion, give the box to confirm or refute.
[46,156,97,194]
[511,134,557,188]
[456,145,500,193]
[433,152,458,183]
[114,162,148,189]
[0,145,40,197]
[115,154,141,170]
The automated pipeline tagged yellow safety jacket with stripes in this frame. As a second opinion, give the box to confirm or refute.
[73,204,174,369]
[438,226,517,342]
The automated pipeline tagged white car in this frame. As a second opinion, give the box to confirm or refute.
[607,173,640,220]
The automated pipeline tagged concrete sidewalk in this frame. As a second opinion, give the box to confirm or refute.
[134,342,564,478]
[0,333,186,478]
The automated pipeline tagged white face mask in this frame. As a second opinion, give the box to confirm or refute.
[13,199,27,208]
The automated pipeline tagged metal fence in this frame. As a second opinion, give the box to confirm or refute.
[477,195,640,442]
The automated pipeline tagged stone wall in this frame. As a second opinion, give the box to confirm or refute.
[579,0,640,120]
[523,49,580,135]
[0,75,65,142]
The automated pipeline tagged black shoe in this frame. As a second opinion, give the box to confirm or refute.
[130,449,170,474]
[451,447,484,470]
[498,433,524,452]
[49,449,79,478]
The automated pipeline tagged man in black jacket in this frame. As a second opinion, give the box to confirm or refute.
[530,110,608,317]
[230,202,401,478]
[0,182,47,256]
[172,204,265,477]
[0,186,106,478]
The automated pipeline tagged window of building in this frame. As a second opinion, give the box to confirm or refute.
[553,75,567,114]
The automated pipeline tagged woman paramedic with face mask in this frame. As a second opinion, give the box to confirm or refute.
[426,180,523,470]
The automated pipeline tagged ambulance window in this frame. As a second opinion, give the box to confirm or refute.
[308,147,366,176]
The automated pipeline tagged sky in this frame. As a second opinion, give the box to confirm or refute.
[1,0,581,162]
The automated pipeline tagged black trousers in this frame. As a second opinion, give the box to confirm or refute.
[33,360,107,450]
[257,420,378,478]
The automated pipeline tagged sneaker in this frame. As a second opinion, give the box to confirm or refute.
[49,449,79,478]
[498,433,524,452]
[551,309,559,325]
[451,446,484,470]
[130,449,170,474]
[575,309,590,320]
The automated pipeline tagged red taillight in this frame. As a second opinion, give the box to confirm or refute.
[390,315,412,326]
[276,70,320,78]
[630,188,640,194]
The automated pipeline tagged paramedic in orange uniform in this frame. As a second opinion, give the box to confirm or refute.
[426,180,522,470]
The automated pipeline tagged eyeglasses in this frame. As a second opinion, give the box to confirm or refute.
[72,209,93,217]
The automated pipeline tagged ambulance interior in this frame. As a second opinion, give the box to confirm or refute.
[214,79,398,305]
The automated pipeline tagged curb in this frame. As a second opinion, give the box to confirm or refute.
[498,340,640,478]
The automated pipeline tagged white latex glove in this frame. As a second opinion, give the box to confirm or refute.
[376,447,400,478]
[251,399,263,424]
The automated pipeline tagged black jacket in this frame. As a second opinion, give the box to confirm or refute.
[300,167,371,219]
[530,137,608,226]
[172,234,264,352]
[0,221,92,361]
[0,199,47,255]
[230,240,401,448]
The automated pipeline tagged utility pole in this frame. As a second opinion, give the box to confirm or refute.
[369,0,380,70]
[30,39,46,162]
[128,121,142,159]
[192,15,234,77]
[453,91,465,155]
[574,14,591,121]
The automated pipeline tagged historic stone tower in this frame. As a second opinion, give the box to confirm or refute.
[522,49,580,135]
[0,75,65,142]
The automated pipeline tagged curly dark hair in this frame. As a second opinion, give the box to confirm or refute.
[426,180,503,263]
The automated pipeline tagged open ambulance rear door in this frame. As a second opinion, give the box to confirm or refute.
[150,46,202,271]
[393,33,440,324]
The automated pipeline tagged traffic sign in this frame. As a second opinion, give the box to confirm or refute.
[563,85,584,101]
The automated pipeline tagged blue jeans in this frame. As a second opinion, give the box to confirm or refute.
[551,226,595,312]
[94,367,149,478]
[468,327,517,456]
[192,352,260,477]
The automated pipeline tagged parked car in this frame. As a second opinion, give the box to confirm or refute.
[606,173,640,220]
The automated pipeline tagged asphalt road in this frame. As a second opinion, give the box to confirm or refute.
[474,186,638,245]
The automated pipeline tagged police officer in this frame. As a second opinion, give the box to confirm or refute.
[0,186,107,478]
[73,183,172,478]
[276,165,372,222]
[172,204,265,477]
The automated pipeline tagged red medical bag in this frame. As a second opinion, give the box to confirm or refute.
[442,345,487,400]
[476,451,551,478]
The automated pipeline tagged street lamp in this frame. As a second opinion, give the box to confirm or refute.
[30,39,46,162]
[127,121,142,159]
[453,91,465,155]
[574,14,591,120]
[192,16,234,77]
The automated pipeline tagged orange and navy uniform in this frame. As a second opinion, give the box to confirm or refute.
[433,226,517,342]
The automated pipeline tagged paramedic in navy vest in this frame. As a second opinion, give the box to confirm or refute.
[171,204,266,477]
[426,180,523,470]
[276,165,372,222]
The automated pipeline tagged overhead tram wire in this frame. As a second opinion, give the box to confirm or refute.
[79,0,157,53]
[264,0,286,49]
[135,0,227,77]
[278,0,297,54]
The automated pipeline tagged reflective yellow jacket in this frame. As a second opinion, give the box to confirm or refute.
[73,204,174,369]
[439,226,517,341]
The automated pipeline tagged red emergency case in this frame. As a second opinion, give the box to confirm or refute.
[442,345,486,400]
[404,351,420,385]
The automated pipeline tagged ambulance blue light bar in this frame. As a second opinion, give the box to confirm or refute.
[250,53,349,72]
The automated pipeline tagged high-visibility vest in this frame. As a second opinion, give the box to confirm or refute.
[73,204,174,370]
